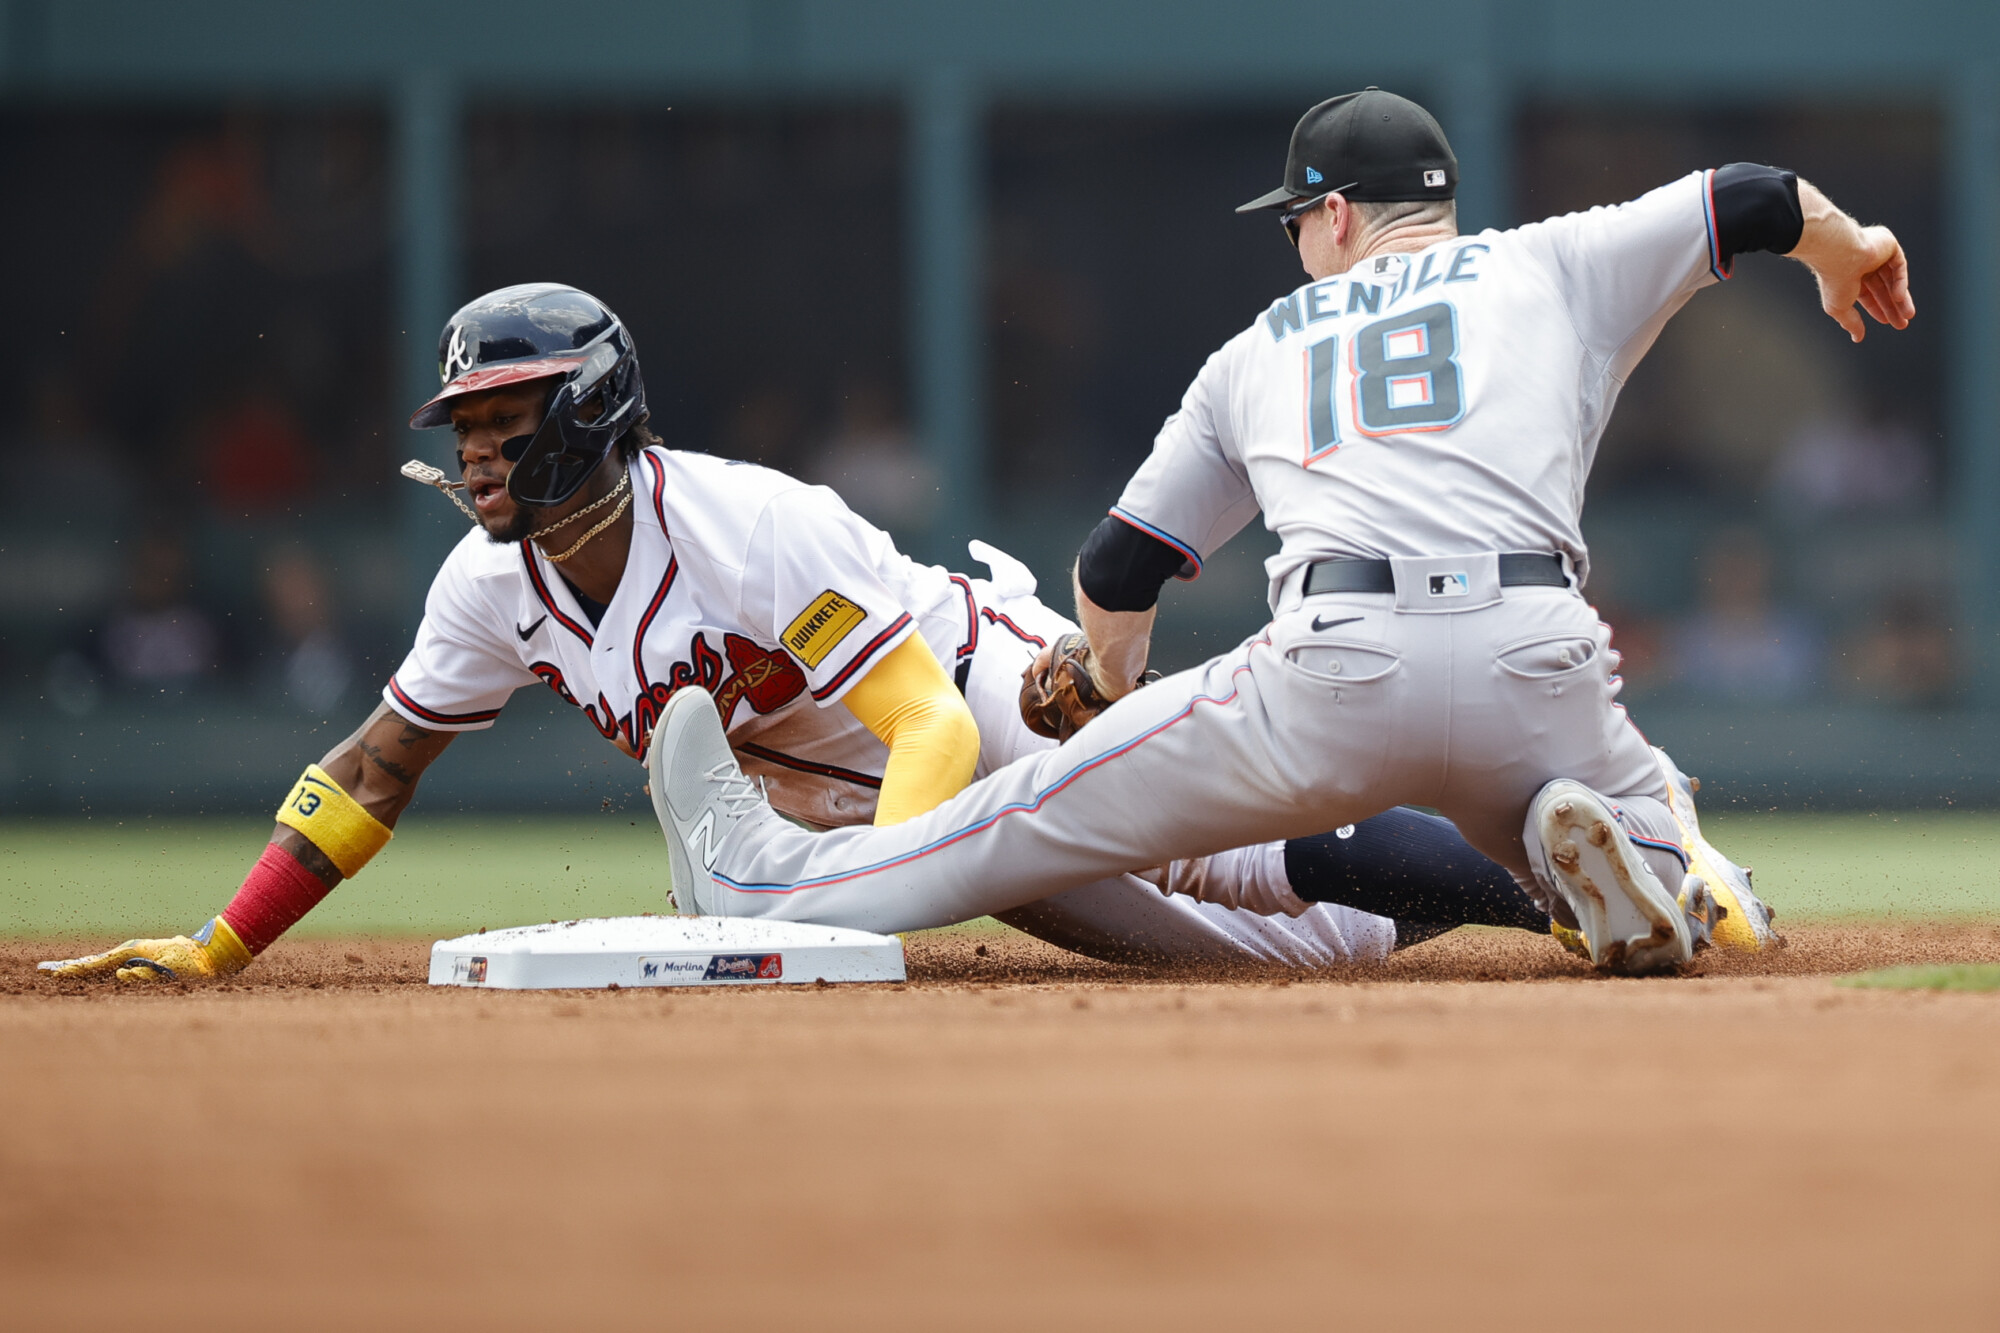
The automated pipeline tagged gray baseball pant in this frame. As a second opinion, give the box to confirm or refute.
[703,556,1682,934]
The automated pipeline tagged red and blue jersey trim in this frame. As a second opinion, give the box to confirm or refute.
[980,605,1047,648]
[1625,829,1690,870]
[947,574,980,661]
[716,642,1266,894]
[1109,506,1202,580]
[1701,168,1732,283]
[520,545,595,648]
[386,675,502,727]
[630,555,680,689]
[808,612,914,702]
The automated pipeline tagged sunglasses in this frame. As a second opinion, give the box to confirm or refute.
[1280,184,1355,247]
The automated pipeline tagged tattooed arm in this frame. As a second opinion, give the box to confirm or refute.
[39,705,458,984]
[278,703,457,886]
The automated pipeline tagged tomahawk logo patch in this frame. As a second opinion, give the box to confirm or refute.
[783,591,867,667]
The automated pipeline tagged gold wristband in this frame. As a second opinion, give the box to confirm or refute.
[275,764,392,878]
[199,916,255,972]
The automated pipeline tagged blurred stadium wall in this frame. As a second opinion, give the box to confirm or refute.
[1,0,1997,813]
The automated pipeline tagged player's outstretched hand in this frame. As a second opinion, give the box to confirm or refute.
[1792,181,1914,343]
[1812,223,1912,343]
[39,918,252,984]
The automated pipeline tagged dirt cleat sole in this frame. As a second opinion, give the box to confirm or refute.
[645,686,770,918]
[1653,747,1782,952]
[1532,779,1693,975]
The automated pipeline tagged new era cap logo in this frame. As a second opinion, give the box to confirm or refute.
[1304,166,1324,185]
[1424,169,1447,188]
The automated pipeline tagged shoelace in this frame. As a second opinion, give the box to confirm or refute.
[705,762,768,816]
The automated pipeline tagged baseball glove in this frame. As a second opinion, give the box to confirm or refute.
[1019,632,1156,741]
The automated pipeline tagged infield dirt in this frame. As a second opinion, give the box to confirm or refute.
[6,923,1998,1330]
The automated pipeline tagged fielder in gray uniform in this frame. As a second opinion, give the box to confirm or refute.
[649,87,1910,974]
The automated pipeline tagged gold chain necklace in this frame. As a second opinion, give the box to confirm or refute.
[401,460,632,562]
[536,474,632,563]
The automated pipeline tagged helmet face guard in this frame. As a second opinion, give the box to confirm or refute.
[410,283,649,509]
[500,327,646,508]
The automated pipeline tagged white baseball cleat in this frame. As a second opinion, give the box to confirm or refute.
[645,686,772,917]
[1531,779,1693,975]
[1653,747,1782,952]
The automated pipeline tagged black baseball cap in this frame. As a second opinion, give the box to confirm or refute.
[1237,88,1458,212]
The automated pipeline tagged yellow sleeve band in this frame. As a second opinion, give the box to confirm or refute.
[275,764,393,878]
[842,633,982,826]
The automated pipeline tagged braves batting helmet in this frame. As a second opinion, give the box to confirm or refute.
[409,283,647,508]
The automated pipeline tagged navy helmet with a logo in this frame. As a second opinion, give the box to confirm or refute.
[409,283,647,508]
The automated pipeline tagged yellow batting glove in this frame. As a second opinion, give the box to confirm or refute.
[38,916,254,984]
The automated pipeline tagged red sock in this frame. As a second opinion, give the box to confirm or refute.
[219,843,334,955]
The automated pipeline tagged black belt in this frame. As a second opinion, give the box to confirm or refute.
[1302,552,1568,597]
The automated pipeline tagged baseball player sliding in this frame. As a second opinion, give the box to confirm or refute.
[44,272,1707,984]
[645,87,1902,974]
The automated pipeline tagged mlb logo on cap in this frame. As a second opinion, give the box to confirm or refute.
[1424,169,1447,188]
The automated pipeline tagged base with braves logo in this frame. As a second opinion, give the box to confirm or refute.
[427,916,905,989]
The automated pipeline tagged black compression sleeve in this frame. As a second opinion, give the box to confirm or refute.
[1283,808,1550,934]
[1711,163,1803,267]
[1076,516,1194,613]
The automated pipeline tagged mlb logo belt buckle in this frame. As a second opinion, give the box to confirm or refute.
[1428,572,1470,597]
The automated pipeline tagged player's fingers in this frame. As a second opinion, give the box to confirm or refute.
[1860,234,1914,323]
[37,943,145,978]
[1860,264,1912,330]
[1857,276,1892,327]
[1874,252,1914,323]
[114,958,180,984]
[1826,296,1867,343]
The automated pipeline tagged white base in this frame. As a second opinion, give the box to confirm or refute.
[427,916,906,990]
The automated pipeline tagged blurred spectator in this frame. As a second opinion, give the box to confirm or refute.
[101,531,218,692]
[1767,407,1931,513]
[202,391,313,513]
[806,379,936,532]
[1836,590,1957,708]
[1673,527,1822,701]
[260,547,355,714]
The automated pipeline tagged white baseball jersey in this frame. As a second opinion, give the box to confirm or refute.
[1114,169,1729,599]
[386,447,986,827]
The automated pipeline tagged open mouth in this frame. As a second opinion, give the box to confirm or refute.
[469,478,507,513]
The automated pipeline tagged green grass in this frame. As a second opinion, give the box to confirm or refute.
[1695,811,2000,921]
[1836,963,2000,992]
[3,809,1999,939]
[1,815,673,938]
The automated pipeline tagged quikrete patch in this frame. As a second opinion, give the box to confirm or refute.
[783,591,867,667]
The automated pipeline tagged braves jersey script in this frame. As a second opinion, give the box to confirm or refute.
[384,447,990,826]
[1114,170,1731,600]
